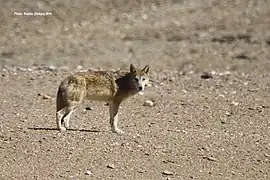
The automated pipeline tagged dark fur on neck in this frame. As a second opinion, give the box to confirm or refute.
[115,73,139,93]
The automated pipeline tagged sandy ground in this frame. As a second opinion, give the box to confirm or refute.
[0,0,270,179]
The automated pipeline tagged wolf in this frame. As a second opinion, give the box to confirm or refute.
[56,64,150,134]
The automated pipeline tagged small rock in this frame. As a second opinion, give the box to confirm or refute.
[38,93,51,99]
[16,67,27,72]
[107,164,115,169]
[235,53,251,60]
[85,170,92,175]
[219,71,231,76]
[148,122,155,127]
[231,101,239,106]
[201,72,213,79]
[168,77,175,82]
[203,156,218,162]
[219,94,225,98]
[44,65,57,72]
[85,107,93,111]
[182,89,187,94]
[188,70,194,75]
[77,65,83,70]
[82,109,88,114]
[137,169,144,173]
[43,95,50,99]
[208,157,218,161]
[220,120,226,124]
[162,170,173,175]
[143,100,154,107]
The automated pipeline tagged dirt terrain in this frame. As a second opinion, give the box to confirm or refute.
[0,0,270,179]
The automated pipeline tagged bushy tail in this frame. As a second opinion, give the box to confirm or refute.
[56,85,68,112]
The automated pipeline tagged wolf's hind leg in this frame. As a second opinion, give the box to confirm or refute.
[63,105,77,129]
[56,107,69,132]
[56,103,78,131]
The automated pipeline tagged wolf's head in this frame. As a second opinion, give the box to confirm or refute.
[130,64,150,95]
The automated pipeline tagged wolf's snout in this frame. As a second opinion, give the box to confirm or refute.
[139,86,143,91]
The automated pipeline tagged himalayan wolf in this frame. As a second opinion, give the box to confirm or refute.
[56,64,150,134]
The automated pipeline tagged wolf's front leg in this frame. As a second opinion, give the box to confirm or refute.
[109,101,124,134]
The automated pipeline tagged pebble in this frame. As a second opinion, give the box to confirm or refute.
[230,101,239,106]
[38,93,51,99]
[162,170,174,175]
[44,65,57,72]
[143,100,154,107]
[201,72,213,79]
[77,65,83,70]
[85,170,92,175]
[85,107,93,111]
[203,156,218,162]
[107,164,115,169]
[43,94,51,99]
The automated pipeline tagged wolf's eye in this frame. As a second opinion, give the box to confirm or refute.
[142,78,145,81]
[134,77,139,82]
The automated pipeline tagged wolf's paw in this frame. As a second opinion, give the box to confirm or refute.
[112,128,124,135]
[64,122,70,128]
[59,126,67,132]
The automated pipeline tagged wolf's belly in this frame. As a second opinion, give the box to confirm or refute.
[85,89,115,102]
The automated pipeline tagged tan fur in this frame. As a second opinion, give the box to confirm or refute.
[56,64,150,134]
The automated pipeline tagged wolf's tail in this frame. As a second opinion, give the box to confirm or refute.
[56,84,68,112]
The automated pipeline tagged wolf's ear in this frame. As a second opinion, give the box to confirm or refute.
[142,65,149,74]
[130,64,136,73]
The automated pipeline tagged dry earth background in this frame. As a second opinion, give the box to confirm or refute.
[0,0,270,180]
